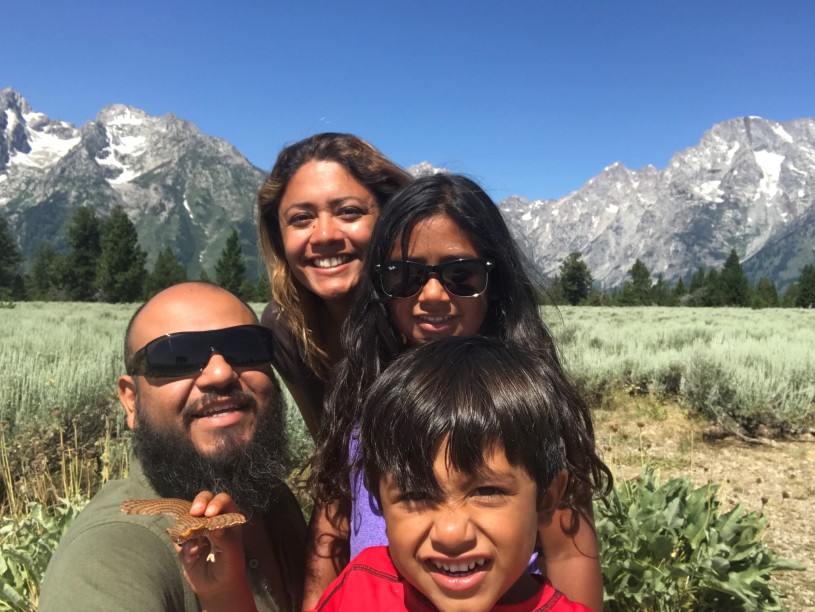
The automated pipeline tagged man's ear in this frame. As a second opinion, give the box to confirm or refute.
[537,469,569,528]
[118,375,137,430]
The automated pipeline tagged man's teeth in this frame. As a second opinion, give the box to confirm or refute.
[431,558,487,574]
[199,405,236,417]
[312,255,351,268]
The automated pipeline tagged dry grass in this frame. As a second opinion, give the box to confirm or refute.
[593,394,815,610]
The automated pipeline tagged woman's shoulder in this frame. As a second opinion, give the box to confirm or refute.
[260,300,286,331]
[260,301,303,378]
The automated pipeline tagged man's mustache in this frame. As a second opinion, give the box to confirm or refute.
[181,389,257,426]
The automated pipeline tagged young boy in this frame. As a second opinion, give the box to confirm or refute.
[310,336,594,612]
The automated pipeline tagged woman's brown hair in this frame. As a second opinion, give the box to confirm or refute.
[257,133,410,379]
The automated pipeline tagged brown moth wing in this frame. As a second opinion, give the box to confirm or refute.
[121,498,193,519]
[121,498,247,544]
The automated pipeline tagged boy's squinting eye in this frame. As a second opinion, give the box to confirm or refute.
[472,486,507,497]
[469,486,511,505]
[396,490,437,508]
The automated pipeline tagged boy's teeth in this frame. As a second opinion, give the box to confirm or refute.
[431,558,486,573]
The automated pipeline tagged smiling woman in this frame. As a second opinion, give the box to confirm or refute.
[256,133,410,436]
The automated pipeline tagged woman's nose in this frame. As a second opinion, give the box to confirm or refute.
[310,214,343,245]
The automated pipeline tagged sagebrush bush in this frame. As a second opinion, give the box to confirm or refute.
[595,468,801,611]
[0,498,86,611]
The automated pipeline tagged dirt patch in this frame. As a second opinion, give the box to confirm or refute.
[593,396,815,611]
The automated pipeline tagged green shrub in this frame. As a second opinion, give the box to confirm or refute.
[0,497,87,611]
[596,468,801,611]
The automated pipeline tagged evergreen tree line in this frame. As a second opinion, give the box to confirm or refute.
[0,207,269,303]
[546,250,815,308]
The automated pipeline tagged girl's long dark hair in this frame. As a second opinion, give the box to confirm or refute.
[310,173,611,520]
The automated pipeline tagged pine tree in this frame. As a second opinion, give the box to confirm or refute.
[254,274,271,302]
[689,266,706,294]
[674,277,687,300]
[559,252,593,305]
[621,259,653,305]
[703,269,722,307]
[97,206,147,302]
[753,277,778,308]
[215,229,249,299]
[652,273,674,306]
[0,214,25,300]
[719,249,750,306]
[781,282,799,308]
[198,268,212,283]
[796,264,815,308]
[144,247,188,298]
[64,206,102,301]
[27,243,66,300]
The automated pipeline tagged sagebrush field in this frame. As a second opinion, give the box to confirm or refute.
[1,303,813,610]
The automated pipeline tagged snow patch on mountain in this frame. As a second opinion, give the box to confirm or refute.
[754,150,784,200]
[6,108,80,169]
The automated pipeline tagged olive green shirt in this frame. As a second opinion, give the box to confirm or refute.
[39,456,306,611]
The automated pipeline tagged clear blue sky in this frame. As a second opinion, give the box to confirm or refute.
[4,0,813,201]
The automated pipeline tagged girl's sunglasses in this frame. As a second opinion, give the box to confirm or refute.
[126,324,275,378]
[375,259,494,299]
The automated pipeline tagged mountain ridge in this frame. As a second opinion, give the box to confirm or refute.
[2,88,814,288]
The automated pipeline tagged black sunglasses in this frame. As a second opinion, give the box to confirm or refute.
[375,259,494,299]
[126,325,275,378]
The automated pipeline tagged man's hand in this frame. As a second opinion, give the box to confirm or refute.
[176,492,257,611]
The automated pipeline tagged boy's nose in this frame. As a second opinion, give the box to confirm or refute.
[429,508,477,554]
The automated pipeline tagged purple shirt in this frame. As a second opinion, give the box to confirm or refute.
[348,433,387,559]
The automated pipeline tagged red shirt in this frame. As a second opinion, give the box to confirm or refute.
[310,546,592,611]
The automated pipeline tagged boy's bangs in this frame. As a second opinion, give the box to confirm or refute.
[359,338,565,501]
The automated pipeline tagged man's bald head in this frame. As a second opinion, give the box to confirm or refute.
[124,282,258,365]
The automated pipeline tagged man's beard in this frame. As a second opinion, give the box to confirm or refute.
[131,385,290,516]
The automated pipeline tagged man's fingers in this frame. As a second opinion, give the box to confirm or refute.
[204,492,241,517]
[189,491,216,516]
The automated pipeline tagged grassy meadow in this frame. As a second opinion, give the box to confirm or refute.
[1,303,813,610]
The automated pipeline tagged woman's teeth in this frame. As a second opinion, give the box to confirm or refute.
[312,255,351,268]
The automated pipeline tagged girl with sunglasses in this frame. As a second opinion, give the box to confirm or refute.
[307,173,612,610]
[257,133,411,437]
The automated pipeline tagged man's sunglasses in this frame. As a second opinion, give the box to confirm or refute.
[374,259,494,299]
[126,325,275,378]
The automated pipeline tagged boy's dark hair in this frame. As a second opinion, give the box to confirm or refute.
[358,336,569,507]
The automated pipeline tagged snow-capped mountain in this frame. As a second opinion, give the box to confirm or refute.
[2,88,814,288]
[0,89,265,278]
[499,116,815,287]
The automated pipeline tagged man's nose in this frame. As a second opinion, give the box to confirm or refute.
[195,352,238,388]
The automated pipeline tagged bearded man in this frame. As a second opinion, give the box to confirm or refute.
[39,282,305,611]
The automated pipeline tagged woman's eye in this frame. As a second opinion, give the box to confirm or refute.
[337,206,364,220]
[287,213,314,227]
